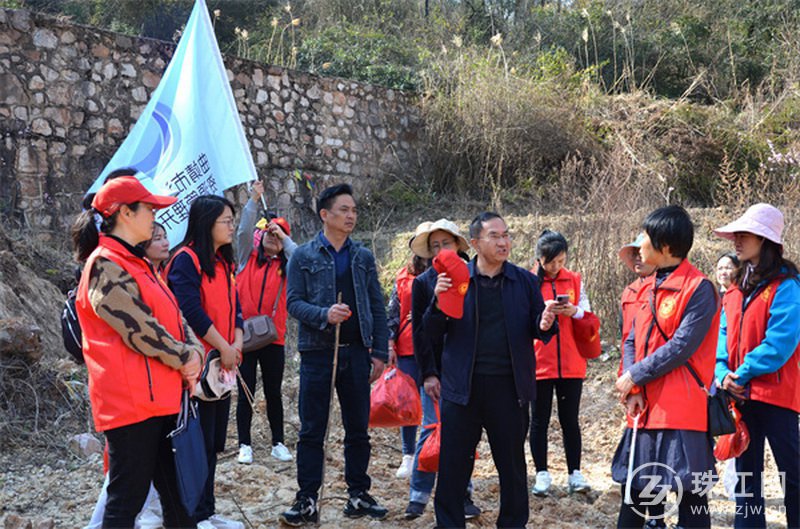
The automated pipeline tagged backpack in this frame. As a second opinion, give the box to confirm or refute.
[61,288,84,364]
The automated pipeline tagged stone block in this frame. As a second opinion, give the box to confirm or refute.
[255,89,268,104]
[102,62,117,80]
[32,28,57,49]
[91,43,110,58]
[31,118,52,136]
[3,513,32,529]
[68,433,103,458]
[131,86,147,102]
[60,31,76,44]
[107,118,124,136]
[120,63,136,78]
[142,70,160,88]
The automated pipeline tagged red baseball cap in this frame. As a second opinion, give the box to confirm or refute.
[432,248,470,319]
[92,175,177,218]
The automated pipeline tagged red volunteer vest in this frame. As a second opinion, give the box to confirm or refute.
[237,251,287,346]
[77,235,184,431]
[723,281,800,412]
[169,246,237,354]
[618,277,649,376]
[394,267,416,357]
[630,259,720,431]
[534,268,587,379]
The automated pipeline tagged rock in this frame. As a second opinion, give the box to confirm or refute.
[32,29,58,49]
[0,73,26,105]
[31,118,52,136]
[32,520,54,529]
[3,513,32,529]
[68,433,103,458]
[0,318,42,362]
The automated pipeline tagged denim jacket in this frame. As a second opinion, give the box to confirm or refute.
[286,234,389,361]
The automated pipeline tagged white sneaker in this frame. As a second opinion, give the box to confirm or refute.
[395,454,414,479]
[237,444,253,464]
[271,442,293,462]
[207,514,245,529]
[196,520,215,529]
[568,469,590,493]
[532,470,552,497]
[135,508,162,529]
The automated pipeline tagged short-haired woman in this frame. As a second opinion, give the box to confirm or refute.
[613,205,720,528]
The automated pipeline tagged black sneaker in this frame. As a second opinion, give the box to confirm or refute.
[404,501,425,520]
[343,491,388,519]
[279,496,318,526]
[464,496,482,520]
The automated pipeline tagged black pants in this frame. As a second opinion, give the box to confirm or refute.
[236,343,286,446]
[735,400,799,529]
[195,397,231,522]
[296,346,372,500]
[618,485,709,528]
[435,374,529,529]
[103,415,195,528]
[530,377,583,473]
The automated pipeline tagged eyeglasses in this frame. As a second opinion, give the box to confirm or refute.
[215,218,235,227]
[480,233,512,243]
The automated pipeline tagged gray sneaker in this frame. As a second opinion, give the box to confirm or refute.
[532,470,552,497]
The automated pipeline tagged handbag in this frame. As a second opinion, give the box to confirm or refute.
[572,311,602,359]
[685,363,737,436]
[648,295,736,436]
[168,389,208,517]
[194,349,236,401]
[241,277,284,353]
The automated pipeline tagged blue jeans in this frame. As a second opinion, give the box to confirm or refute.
[296,345,372,500]
[409,388,473,505]
[735,400,799,529]
[396,355,420,455]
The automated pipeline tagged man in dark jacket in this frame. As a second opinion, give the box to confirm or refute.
[280,183,389,526]
[420,211,557,528]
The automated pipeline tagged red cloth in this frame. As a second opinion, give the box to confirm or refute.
[237,251,287,346]
[432,249,469,319]
[167,246,237,353]
[534,268,588,379]
[628,259,720,431]
[723,281,800,412]
[77,235,183,431]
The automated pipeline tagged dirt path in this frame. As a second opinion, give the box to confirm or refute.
[0,359,789,528]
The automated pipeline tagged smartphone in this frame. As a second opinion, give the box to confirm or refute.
[556,294,570,304]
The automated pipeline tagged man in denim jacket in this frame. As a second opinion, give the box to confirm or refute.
[280,183,389,526]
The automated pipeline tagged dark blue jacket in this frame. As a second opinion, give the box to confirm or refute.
[286,234,389,361]
[420,259,554,406]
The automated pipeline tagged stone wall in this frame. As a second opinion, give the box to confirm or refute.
[0,8,426,238]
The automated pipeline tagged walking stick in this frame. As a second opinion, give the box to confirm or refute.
[624,413,640,505]
[318,292,342,522]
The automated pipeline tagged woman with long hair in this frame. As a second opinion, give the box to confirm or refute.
[530,230,595,496]
[141,222,170,278]
[73,173,202,528]
[167,195,244,529]
[234,181,297,464]
[714,203,800,528]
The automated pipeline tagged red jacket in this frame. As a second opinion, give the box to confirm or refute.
[630,259,720,431]
[77,235,183,431]
[393,267,416,357]
[619,277,649,376]
[534,268,587,379]
[170,246,237,354]
[237,251,287,346]
[723,281,800,412]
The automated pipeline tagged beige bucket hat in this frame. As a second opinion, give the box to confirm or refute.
[409,218,470,259]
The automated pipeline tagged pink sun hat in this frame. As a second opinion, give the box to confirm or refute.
[714,203,784,246]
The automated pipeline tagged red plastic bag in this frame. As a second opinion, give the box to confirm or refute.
[417,402,441,473]
[368,368,422,428]
[714,406,750,460]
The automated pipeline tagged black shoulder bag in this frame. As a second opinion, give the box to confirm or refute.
[648,296,735,436]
